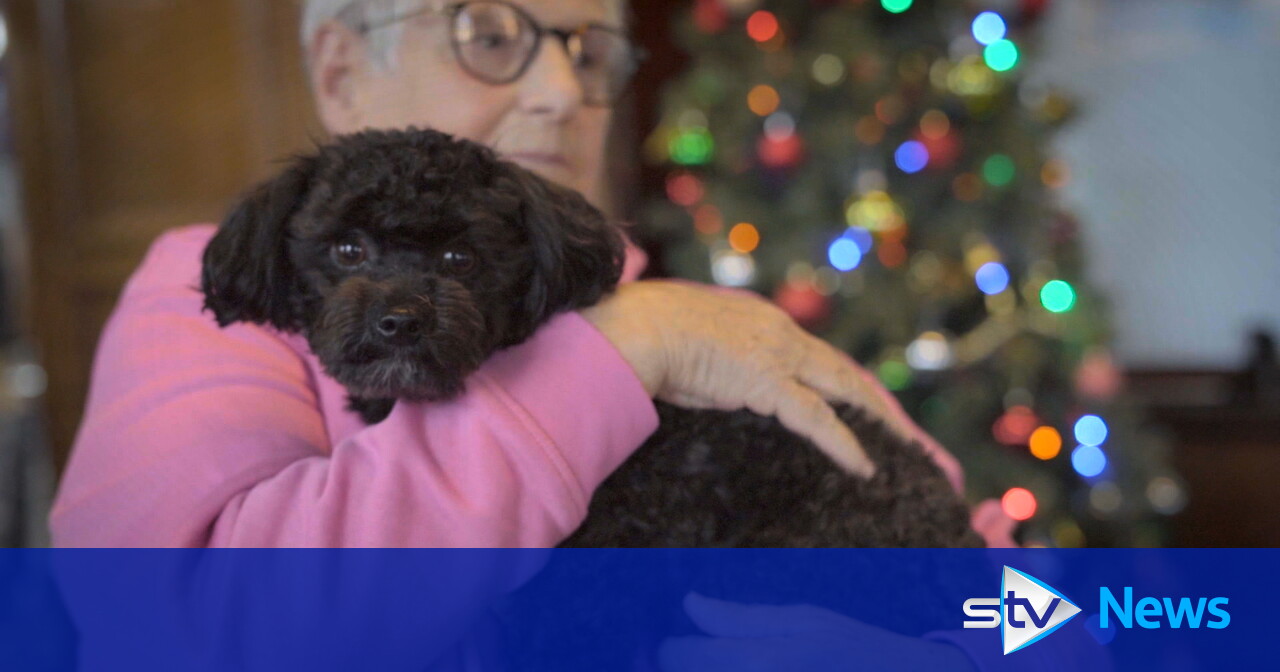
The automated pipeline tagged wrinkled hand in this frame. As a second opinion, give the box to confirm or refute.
[658,593,976,672]
[580,281,918,478]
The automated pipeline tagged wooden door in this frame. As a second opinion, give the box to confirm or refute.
[4,0,322,469]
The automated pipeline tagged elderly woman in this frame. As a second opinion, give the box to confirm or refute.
[52,0,1010,548]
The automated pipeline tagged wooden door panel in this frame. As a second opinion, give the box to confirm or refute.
[6,0,321,468]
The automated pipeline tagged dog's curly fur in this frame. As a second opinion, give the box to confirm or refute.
[203,127,983,549]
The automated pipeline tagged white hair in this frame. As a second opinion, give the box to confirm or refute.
[300,0,628,71]
[301,0,420,70]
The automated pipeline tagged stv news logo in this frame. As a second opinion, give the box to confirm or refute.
[963,566,1082,655]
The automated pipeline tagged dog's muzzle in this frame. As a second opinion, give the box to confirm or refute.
[372,301,434,348]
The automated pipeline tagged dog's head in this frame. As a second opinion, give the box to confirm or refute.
[202,128,624,401]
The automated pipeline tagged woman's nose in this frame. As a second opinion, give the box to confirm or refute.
[516,37,585,118]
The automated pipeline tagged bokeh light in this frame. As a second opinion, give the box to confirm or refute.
[747,85,781,117]
[993,406,1039,445]
[972,12,1007,45]
[665,172,704,207]
[670,129,714,165]
[984,39,1020,72]
[882,0,914,14]
[878,359,912,390]
[1002,487,1037,521]
[1040,279,1077,313]
[1147,477,1187,515]
[812,54,846,86]
[1072,444,1108,478]
[711,250,755,287]
[982,154,1016,186]
[1029,426,1063,460]
[1074,414,1109,447]
[828,237,864,271]
[728,222,760,254]
[764,111,796,140]
[895,140,929,173]
[920,109,951,139]
[975,261,1010,295]
[746,10,779,43]
[906,332,953,371]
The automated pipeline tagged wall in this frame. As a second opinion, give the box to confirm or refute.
[1032,0,1280,369]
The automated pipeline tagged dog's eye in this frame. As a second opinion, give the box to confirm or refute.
[331,241,367,269]
[441,247,477,276]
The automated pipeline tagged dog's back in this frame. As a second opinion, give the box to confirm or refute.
[561,402,984,548]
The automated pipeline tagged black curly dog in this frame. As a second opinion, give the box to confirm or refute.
[202,128,982,548]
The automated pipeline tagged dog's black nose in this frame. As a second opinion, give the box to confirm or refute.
[375,307,427,346]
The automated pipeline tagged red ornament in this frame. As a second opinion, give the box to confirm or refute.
[693,0,729,34]
[757,133,805,169]
[773,281,832,330]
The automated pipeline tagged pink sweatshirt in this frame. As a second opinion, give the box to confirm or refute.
[50,224,1014,548]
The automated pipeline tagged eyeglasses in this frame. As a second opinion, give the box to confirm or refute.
[353,1,643,107]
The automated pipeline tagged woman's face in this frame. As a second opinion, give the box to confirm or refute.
[315,0,620,207]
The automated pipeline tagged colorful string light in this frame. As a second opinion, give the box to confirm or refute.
[975,261,1010,295]
[972,12,1007,45]
[881,0,914,14]
[983,154,1016,186]
[984,39,1020,72]
[728,223,761,254]
[895,140,929,173]
[746,10,779,43]
[828,237,864,271]
[1074,415,1109,447]
[747,85,781,117]
[670,129,714,166]
[1040,279,1077,313]
[1071,444,1108,478]
[1002,487,1037,521]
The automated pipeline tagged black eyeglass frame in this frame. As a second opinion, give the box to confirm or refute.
[351,0,647,107]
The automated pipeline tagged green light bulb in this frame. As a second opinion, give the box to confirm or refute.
[983,154,1016,186]
[1040,280,1077,313]
[984,39,1020,72]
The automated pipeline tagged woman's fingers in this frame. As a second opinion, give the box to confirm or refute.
[793,332,919,443]
[745,377,875,478]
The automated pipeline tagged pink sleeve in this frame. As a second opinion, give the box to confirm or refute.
[50,226,658,547]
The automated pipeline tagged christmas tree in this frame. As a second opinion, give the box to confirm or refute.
[640,0,1180,547]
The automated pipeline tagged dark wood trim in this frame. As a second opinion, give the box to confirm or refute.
[4,0,86,470]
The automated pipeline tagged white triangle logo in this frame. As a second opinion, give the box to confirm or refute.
[1001,565,1082,655]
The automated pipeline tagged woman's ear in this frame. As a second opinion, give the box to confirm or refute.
[507,166,626,337]
[308,20,368,135]
[201,158,316,330]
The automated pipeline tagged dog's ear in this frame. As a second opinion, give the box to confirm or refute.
[507,167,625,338]
[202,157,316,330]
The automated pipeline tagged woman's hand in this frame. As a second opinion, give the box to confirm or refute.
[579,281,917,478]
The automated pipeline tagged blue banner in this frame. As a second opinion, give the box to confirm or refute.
[0,549,1272,671]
